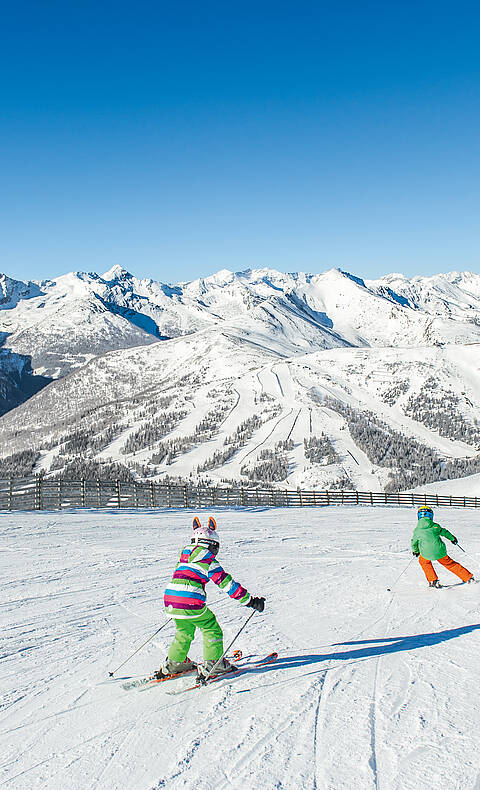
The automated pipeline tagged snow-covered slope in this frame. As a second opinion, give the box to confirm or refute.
[1,333,479,493]
[2,266,480,380]
[412,473,480,498]
[1,507,479,789]
[1,265,480,491]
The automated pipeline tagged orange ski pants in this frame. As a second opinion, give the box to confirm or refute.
[418,554,472,583]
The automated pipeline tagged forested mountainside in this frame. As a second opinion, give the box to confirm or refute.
[1,266,480,492]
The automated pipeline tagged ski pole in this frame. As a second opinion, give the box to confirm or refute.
[108,620,170,677]
[455,544,479,574]
[199,610,257,685]
[387,556,416,592]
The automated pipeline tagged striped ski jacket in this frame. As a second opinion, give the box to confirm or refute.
[164,543,251,619]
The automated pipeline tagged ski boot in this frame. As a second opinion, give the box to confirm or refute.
[428,580,442,588]
[154,657,197,680]
[197,657,238,681]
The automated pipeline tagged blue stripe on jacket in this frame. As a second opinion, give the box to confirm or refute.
[164,587,206,601]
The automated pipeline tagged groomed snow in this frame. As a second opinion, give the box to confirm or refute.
[1,506,479,790]
[412,474,480,497]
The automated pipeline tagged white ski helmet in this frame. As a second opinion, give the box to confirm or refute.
[191,516,219,554]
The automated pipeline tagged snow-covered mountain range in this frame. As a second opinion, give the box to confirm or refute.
[1,265,480,492]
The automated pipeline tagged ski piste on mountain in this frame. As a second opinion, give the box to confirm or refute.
[121,651,278,692]
[3,265,480,502]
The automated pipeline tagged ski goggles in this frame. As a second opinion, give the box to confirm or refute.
[417,507,433,520]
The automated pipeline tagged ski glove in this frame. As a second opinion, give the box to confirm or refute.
[412,551,420,557]
[247,596,266,613]
[452,537,458,544]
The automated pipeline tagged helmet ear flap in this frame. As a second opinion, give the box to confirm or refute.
[191,537,219,555]
[207,540,220,556]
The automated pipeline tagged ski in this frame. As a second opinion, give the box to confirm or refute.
[121,650,243,691]
[122,668,197,691]
[169,651,278,695]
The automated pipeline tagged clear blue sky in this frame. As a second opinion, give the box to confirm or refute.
[1,0,479,283]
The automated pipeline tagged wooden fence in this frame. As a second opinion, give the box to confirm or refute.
[0,477,478,511]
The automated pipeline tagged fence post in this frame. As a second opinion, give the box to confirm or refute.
[35,475,43,510]
[7,479,477,513]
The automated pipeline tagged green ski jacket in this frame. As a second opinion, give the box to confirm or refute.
[411,517,456,560]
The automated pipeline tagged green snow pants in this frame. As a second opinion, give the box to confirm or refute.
[167,608,224,662]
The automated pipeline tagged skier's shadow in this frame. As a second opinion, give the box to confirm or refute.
[269,623,480,671]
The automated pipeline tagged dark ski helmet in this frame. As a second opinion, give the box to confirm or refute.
[417,506,434,520]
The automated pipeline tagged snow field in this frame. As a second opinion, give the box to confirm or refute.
[1,506,480,789]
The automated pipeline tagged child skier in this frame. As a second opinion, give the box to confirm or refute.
[411,506,474,588]
[156,516,265,679]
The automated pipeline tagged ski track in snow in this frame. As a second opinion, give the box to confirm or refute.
[1,507,480,789]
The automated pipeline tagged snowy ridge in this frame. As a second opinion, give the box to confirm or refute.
[1,266,480,492]
[2,266,480,379]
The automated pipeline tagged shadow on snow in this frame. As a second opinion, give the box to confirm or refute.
[268,623,480,671]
